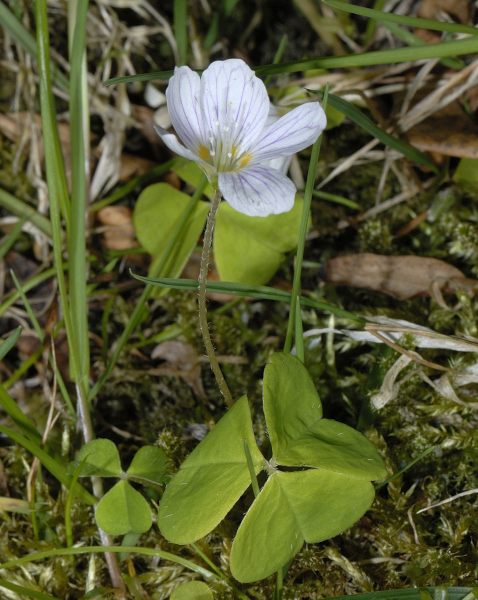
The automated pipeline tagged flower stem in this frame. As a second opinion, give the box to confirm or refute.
[198,189,234,408]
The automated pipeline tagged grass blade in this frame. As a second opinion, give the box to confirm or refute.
[132,274,366,324]
[0,326,21,361]
[174,0,187,65]
[104,36,478,86]
[0,385,42,445]
[0,579,60,600]
[381,20,465,70]
[0,0,69,92]
[284,88,328,353]
[68,0,90,393]
[324,0,478,37]
[0,187,53,238]
[0,215,27,259]
[8,271,75,416]
[0,267,56,319]
[0,424,97,505]
[313,92,438,173]
[323,588,474,600]
[204,0,240,49]
[0,547,216,581]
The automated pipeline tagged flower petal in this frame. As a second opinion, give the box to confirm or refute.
[154,125,204,164]
[166,66,206,152]
[200,59,269,151]
[218,165,296,217]
[249,102,327,163]
[266,154,293,175]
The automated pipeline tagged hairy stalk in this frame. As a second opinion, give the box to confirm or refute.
[198,189,233,408]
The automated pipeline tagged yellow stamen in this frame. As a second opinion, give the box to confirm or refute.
[239,153,252,168]
[198,144,210,162]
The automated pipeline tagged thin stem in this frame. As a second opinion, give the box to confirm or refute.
[284,89,329,353]
[244,440,260,498]
[198,189,233,408]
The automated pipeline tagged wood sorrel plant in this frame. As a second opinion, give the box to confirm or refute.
[154,58,387,586]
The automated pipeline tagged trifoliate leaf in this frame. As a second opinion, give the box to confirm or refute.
[96,480,152,535]
[158,396,265,544]
[264,353,387,480]
[68,438,123,478]
[127,446,171,486]
[230,469,375,582]
[214,197,303,285]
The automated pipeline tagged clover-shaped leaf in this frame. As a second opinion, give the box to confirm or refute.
[96,480,152,535]
[264,353,388,480]
[170,581,213,600]
[133,163,304,287]
[157,352,387,583]
[134,182,209,283]
[127,446,171,486]
[158,395,265,544]
[68,438,123,478]
[214,197,304,285]
[68,440,170,535]
[230,470,374,582]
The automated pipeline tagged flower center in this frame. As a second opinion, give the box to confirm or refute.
[198,103,252,173]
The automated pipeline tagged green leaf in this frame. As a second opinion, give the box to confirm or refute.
[324,103,345,129]
[454,158,478,190]
[70,439,123,478]
[170,581,213,600]
[132,273,366,324]
[0,576,60,600]
[230,469,375,582]
[0,327,21,361]
[214,197,303,284]
[104,36,478,87]
[133,182,209,281]
[126,446,171,485]
[158,396,265,544]
[264,353,387,480]
[95,480,152,535]
[172,159,215,199]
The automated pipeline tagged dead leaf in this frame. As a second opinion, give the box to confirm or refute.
[414,0,469,43]
[96,206,138,251]
[305,316,478,353]
[118,153,157,182]
[406,99,478,159]
[149,341,205,397]
[417,0,469,22]
[370,354,416,409]
[321,253,477,300]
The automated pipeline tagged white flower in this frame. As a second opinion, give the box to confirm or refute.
[155,59,327,217]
